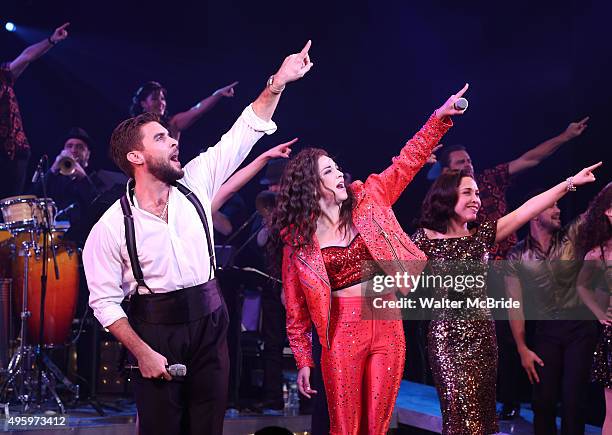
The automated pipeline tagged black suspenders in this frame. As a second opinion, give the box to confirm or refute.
[174,182,216,279]
[119,181,216,294]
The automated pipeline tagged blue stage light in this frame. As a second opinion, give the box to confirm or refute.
[5,22,16,32]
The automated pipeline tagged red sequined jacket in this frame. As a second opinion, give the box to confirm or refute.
[282,113,452,369]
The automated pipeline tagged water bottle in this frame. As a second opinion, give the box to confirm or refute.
[286,381,300,416]
[282,382,289,408]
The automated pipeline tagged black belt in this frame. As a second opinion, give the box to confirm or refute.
[128,279,222,324]
[546,305,593,320]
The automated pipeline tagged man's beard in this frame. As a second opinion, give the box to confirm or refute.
[145,154,184,184]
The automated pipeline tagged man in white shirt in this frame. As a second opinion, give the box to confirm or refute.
[83,41,313,435]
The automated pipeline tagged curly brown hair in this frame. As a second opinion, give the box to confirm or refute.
[416,169,475,233]
[268,148,355,272]
[577,182,612,254]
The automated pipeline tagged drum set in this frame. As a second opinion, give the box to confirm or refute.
[0,195,80,413]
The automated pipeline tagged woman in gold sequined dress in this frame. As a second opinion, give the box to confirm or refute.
[412,163,602,434]
[576,182,612,434]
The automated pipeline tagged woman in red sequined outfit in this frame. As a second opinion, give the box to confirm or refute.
[269,85,469,434]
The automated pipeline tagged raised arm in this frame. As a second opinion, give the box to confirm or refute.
[507,117,589,175]
[182,41,313,199]
[9,23,69,80]
[496,162,602,242]
[360,84,468,205]
[169,81,239,133]
[252,40,313,121]
[211,138,295,212]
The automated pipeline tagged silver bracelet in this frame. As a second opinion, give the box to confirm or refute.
[566,176,576,192]
[267,75,285,94]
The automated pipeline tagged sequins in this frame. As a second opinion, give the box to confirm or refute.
[281,113,453,432]
[413,221,499,434]
[592,324,612,388]
[321,234,384,291]
[321,296,405,434]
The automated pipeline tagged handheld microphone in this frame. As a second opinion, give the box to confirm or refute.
[167,364,186,377]
[453,98,468,111]
[31,155,48,184]
[125,363,187,378]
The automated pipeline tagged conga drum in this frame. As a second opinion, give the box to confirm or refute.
[11,230,79,346]
[0,196,56,231]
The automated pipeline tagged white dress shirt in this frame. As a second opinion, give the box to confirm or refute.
[83,105,277,328]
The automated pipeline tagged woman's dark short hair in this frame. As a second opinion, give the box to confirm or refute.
[130,81,167,117]
[417,169,474,233]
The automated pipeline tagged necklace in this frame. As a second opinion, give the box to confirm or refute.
[157,194,169,221]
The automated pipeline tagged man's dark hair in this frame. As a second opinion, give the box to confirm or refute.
[439,144,467,169]
[109,112,161,177]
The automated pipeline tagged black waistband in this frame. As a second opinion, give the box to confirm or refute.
[544,305,593,320]
[128,279,222,324]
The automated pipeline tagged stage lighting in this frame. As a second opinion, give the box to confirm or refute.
[5,22,16,32]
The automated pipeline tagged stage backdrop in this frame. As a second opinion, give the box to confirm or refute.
[1,0,610,233]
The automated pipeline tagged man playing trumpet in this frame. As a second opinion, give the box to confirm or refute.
[32,127,98,243]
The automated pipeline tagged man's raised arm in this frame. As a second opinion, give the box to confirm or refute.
[183,40,314,199]
[9,23,69,80]
[252,40,313,121]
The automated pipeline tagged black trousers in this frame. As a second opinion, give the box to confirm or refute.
[219,276,242,407]
[261,283,286,405]
[311,328,330,435]
[496,319,527,406]
[532,320,597,435]
[130,305,229,435]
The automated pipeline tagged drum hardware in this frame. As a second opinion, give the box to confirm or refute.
[0,279,11,371]
[0,237,79,413]
[55,203,76,221]
[0,162,79,413]
[0,196,57,232]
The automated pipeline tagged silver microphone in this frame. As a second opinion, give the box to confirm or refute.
[454,98,468,111]
[125,363,187,378]
[168,364,186,377]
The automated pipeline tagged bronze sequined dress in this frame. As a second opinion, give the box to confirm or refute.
[413,221,499,435]
[591,252,612,388]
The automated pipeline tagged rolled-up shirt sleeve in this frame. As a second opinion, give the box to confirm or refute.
[83,220,128,328]
[182,104,277,201]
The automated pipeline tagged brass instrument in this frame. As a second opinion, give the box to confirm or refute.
[58,155,76,176]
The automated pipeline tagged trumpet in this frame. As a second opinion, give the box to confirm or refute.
[58,155,77,176]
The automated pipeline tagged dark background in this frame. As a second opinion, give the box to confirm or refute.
[1,0,610,234]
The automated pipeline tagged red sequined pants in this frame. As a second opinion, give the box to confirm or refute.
[321,296,405,435]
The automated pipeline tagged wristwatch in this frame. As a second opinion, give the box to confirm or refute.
[267,75,285,94]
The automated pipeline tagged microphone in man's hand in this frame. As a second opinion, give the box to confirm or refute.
[126,363,187,378]
[454,98,468,111]
[167,364,186,377]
